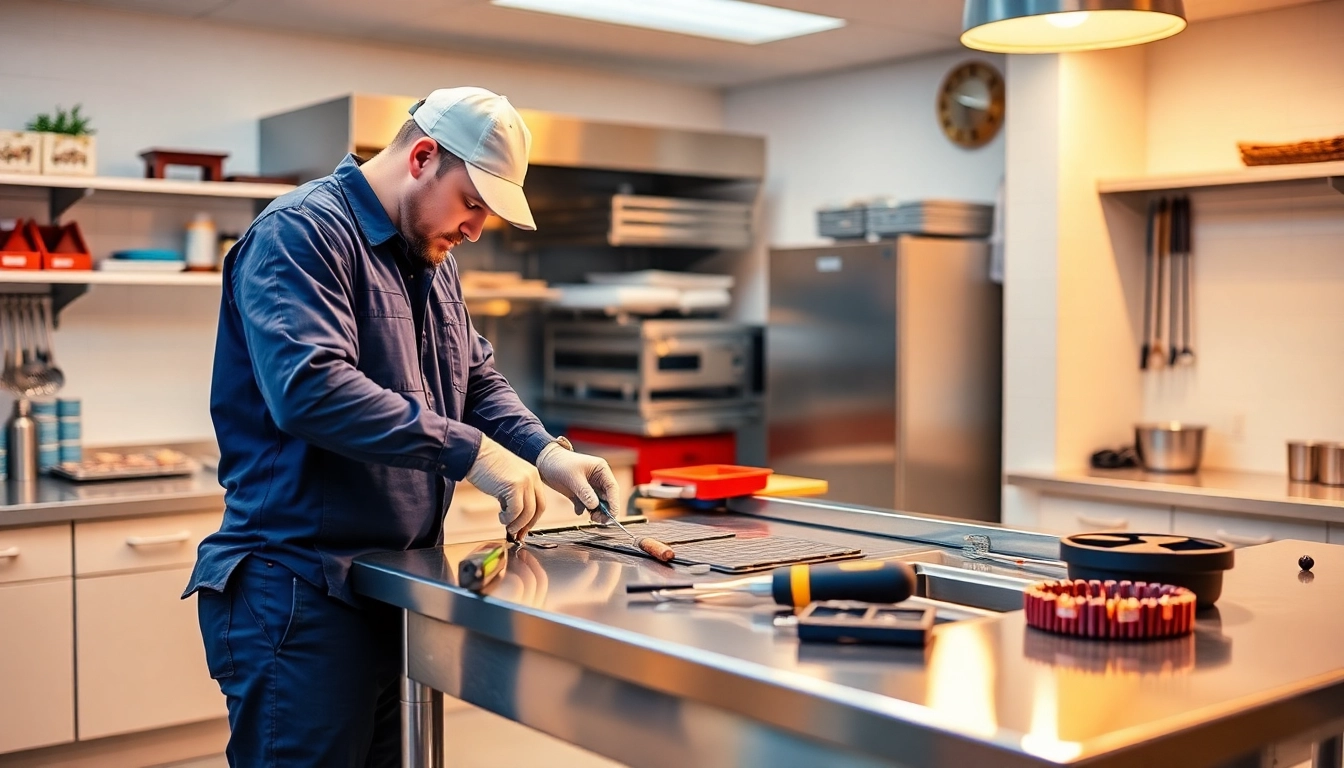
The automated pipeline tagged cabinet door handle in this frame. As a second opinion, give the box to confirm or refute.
[126,530,192,547]
[0,546,19,559]
[1077,514,1128,530]
[1215,529,1272,546]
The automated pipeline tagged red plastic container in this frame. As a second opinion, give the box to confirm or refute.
[567,427,736,484]
[649,464,773,499]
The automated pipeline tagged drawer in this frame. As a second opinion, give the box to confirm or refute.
[442,466,634,545]
[1036,496,1172,536]
[0,524,72,584]
[1173,508,1327,547]
[75,510,223,576]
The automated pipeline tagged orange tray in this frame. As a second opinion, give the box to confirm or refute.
[649,464,773,499]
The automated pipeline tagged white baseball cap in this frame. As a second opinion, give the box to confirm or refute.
[409,87,536,231]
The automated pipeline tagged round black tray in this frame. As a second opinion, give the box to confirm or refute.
[1060,533,1234,607]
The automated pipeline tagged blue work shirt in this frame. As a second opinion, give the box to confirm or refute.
[185,154,555,605]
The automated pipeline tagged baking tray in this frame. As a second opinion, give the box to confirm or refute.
[48,458,200,482]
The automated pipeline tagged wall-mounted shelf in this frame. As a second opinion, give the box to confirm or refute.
[0,172,295,222]
[1099,160,1344,199]
[0,270,559,325]
[0,270,222,287]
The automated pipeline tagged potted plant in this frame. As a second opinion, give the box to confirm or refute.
[29,105,96,176]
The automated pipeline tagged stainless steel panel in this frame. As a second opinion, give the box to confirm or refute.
[544,318,762,436]
[261,94,765,182]
[898,236,1002,521]
[259,96,355,184]
[518,110,764,180]
[358,522,1344,768]
[768,241,897,510]
[767,238,1001,521]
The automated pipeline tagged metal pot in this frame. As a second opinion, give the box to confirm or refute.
[1316,443,1344,487]
[1135,422,1206,473]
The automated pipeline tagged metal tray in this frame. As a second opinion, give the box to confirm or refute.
[48,458,200,482]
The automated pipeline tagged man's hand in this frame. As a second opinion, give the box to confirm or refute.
[536,442,622,522]
[465,436,547,539]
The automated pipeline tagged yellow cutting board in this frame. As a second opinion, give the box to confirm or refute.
[757,474,829,497]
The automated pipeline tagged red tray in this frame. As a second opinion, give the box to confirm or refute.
[649,464,772,499]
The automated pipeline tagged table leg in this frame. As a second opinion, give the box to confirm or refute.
[402,610,443,768]
[1316,735,1343,768]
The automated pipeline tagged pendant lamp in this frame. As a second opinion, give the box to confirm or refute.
[961,0,1186,53]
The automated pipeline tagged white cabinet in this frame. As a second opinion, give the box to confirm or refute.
[0,579,75,753]
[75,565,226,739]
[1035,495,1172,535]
[72,510,226,740]
[1330,524,1344,544]
[1173,508,1328,547]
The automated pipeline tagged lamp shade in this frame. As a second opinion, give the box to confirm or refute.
[962,0,1186,53]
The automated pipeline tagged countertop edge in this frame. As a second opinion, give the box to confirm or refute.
[1006,471,1344,524]
[0,472,226,528]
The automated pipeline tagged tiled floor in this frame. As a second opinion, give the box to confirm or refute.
[156,706,624,768]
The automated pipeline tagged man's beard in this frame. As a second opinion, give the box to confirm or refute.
[402,199,461,266]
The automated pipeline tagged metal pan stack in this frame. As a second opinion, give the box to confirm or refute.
[867,200,994,239]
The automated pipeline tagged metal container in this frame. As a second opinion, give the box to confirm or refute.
[1135,422,1206,473]
[1287,441,1316,482]
[7,399,38,483]
[1316,443,1344,487]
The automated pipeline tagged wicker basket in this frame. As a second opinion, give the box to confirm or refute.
[1238,134,1344,166]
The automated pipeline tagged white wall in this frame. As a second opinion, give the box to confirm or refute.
[0,1,723,446]
[722,50,1007,323]
[1139,0,1344,472]
[1003,0,1344,515]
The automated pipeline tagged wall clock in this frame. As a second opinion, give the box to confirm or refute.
[937,60,1005,149]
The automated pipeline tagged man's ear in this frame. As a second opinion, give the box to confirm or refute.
[407,137,438,180]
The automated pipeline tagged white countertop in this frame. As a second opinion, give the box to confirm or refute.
[1007,467,1344,523]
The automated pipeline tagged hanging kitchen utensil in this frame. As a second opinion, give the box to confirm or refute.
[1168,196,1183,367]
[36,296,64,391]
[1148,198,1169,370]
[1177,197,1196,367]
[1140,198,1157,371]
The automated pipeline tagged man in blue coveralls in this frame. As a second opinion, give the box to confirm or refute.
[184,87,621,767]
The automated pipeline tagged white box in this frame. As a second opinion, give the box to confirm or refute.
[42,133,96,176]
[0,131,44,174]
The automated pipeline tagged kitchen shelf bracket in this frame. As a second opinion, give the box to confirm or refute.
[50,187,93,223]
[50,283,89,328]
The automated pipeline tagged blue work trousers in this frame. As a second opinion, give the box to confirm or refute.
[197,554,402,767]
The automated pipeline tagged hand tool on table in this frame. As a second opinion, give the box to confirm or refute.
[626,559,917,608]
[458,542,509,593]
[594,498,676,562]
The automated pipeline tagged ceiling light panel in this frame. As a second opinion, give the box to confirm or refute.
[490,0,846,44]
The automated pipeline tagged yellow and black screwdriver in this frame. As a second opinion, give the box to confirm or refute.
[625,559,917,608]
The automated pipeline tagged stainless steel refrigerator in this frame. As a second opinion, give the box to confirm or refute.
[767,237,1002,521]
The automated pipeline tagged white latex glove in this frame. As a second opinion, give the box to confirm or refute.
[464,436,547,539]
[536,442,622,523]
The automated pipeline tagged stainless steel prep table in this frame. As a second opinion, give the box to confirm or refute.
[353,496,1344,768]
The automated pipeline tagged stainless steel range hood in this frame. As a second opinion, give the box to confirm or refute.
[260,93,765,183]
